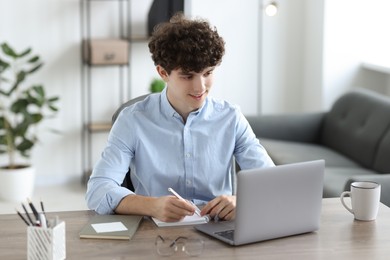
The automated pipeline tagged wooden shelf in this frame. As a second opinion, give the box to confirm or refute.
[87,122,111,132]
[129,35,150,43]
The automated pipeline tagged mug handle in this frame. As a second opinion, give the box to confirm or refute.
[340,191,354,214]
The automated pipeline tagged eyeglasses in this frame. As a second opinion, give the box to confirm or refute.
[155,235,205,257]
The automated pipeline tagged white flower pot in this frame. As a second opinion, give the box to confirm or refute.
[0,166,35,202]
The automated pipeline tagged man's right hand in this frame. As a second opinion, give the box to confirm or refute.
[152,196,197,222]
[115,194,196,222]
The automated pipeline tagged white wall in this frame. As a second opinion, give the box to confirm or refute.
[323,0,390,107]
[322,0,368,109]
[186,0,261,115]
[0,0,83,184]
[261,0,308,113]
[261,0,329,114]
[302,0,325,111]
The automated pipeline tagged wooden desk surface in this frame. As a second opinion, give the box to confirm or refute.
[1,198,390,260]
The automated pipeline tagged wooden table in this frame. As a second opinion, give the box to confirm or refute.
[1,198,390,259]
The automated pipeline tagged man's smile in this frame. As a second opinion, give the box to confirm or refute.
[189,92,206,100]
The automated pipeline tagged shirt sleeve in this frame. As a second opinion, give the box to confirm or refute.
[234,111,275,170]
[85,111,136,215]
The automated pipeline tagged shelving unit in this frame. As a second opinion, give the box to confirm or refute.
[80,0,132,183]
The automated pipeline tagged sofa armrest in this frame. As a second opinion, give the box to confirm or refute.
[246,112,326,143]
[344,174,390,207]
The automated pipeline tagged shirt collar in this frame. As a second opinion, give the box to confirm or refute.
[160,87,208,120]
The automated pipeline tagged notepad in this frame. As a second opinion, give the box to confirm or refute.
[152,214,209,227]
[79,214,143,240]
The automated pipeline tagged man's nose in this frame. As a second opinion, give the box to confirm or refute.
[193,77,206,93]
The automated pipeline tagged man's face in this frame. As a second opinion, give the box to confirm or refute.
[158,66,215,118]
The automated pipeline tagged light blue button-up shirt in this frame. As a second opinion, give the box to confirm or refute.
[86,88,274,214]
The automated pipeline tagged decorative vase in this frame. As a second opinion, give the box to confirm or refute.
[0,166,35,202]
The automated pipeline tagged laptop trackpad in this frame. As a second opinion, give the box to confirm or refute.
[195,220,234,234]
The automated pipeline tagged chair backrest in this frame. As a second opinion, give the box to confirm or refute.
[320,89,390,172]
[112,94,151,124]
[112,94,150,191]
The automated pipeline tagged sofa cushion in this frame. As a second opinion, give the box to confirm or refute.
[260,138,361,168]
[323,167,378,198]
[321,89,390,170]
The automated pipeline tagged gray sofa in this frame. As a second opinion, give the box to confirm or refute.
[246,88,390,206]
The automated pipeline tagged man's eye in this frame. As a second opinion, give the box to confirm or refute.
[204,71,213,77]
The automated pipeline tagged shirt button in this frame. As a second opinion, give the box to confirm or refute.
[186,180,192,186]
[186,153,191,158]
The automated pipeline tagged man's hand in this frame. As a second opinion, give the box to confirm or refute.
[115,194,196,222]
[151,196,196,222]
[200,195,236,221]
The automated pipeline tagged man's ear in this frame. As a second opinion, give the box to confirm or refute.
[156,65,169,82]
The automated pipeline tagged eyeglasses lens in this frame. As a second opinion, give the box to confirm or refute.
[155,236,204,256]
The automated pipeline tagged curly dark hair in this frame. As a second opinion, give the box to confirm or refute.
[148,13,225,74]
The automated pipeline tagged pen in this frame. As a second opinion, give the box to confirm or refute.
[40,200,49,227]
[16,209,31,226]
[40,200,45,213]
[168,187,201,216]
[21,203,34,226]
[27,198,40,225]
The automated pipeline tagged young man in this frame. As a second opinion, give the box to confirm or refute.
[86,13,274,222]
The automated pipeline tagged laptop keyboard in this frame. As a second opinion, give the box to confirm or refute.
[215,230,235,241]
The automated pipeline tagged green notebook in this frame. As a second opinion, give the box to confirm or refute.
[79,214,143,240]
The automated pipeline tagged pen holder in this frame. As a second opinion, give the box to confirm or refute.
[27,221,66,260]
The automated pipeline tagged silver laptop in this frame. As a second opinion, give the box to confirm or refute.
[195,160,325,246]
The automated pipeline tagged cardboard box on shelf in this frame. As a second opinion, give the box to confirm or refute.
[83,39,129,65]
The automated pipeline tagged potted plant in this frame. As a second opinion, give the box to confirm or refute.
[0,43,59,202]
[149,78,165,93]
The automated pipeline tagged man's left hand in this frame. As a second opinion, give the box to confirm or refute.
[200,195,236,221]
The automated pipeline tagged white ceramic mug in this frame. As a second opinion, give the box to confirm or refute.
[340,181,381,221]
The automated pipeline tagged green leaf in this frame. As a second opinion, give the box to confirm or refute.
[48,96,59,102]
[0,135,7,145]
[27,55,40,63]
[0,58,10,73]
[33,85,45,97]
[14,121,29,136]
[150,78,165,93]
[15,70,27,84]
[4,70,27,96]
[17,47,32,58]
[29,113,43,124]
[1,43,18,58]
[27,63,43,74]
[11,99,29,113]
[26,88,45,107]
[0,116,12,132]
[16,138,34,151]
[49,105,59,112]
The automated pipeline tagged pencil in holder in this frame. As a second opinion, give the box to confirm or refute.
[27,221,66,260]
